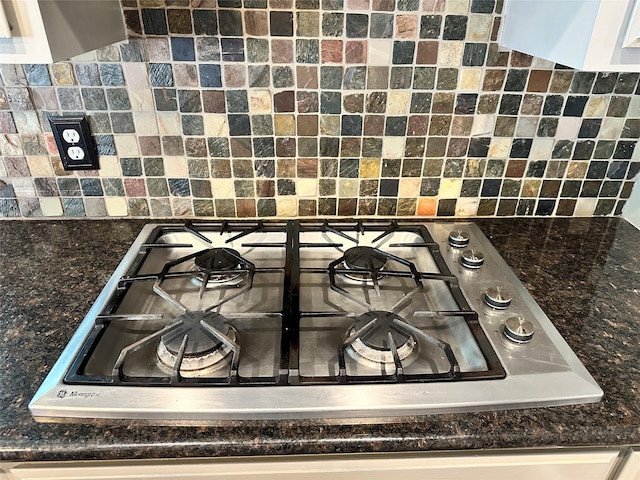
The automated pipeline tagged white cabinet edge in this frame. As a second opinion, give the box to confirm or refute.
[622,180,640,230]
[0,0,126,64]
[499,0,640,72]
[6,450,622,480]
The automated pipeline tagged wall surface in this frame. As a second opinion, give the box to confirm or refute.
[0,0,638,219]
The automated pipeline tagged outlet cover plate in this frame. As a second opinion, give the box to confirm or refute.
[49,116,99,170]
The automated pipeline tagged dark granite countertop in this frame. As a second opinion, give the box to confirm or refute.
[1,218,639,462]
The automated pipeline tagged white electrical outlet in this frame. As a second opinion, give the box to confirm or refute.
[62,128,81,144]
[49,116,99,170]
[68,146,85,160]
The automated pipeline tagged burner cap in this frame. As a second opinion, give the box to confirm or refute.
[347,311,416,365]
[195,248,241,272]
[343,246,387,271]
[161,311,231,357]
[157,311,237,375]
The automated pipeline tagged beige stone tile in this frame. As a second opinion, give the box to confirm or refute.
[249,90,272,113]
[339,179,358,197]
[276,197,297,217]
[584,96,607,117]
[203,114,229,136]
[488,137,510,158]
[164,157,188,177]
[382,137,404,157]
[26,156,53,176]
[123,63,149,88]
[471,114,495,137]
[133,112,159,135]
[98,157,121,177]
[438,42,464,66]
[12,178,35,197]
[399,177,420,197]
[529,138,554,160]
[114,135,139,156]
[460,68,482,90]
[0,135,24,156]
[40,197,63,216]
[211,179,235,199]
[367,40,393,66]
[555,117,581,139]
[387,91,410,114]
[516,117,538,137]
[105,197,129,217]
[466,15,492,41]
[599,118,624,139]
[129,88,155,111]
[446,0,469,14]
[440,178,461,197]
[13,112,41,135]
[297,178,317,197]
[455,198,478,216]
[574,198,597,217]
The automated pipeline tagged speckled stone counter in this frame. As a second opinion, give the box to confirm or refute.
[1,218,639,462]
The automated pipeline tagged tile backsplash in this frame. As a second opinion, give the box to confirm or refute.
[1,0,639,219]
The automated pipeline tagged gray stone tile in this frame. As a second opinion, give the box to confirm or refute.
[57,88,84,110]
[6,88,34,110]
[81,88,108,110]
[24,65,51,86]
[75,64,102,86]
[110,112,135,133]
[62,197,85,216]
[99,64,125,86]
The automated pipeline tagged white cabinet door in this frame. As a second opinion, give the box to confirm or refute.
[613,449,640,480]
[500,0,640,72]
[0,0,126,64]
[7,450,621,480]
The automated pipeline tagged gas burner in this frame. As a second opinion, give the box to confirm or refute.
[341,246,387,283]
[193,248,243,285]
[345,311,416,365]
[157,311,237,376]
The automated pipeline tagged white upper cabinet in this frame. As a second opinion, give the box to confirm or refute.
[499,0,640,72]
[0,0,127,64]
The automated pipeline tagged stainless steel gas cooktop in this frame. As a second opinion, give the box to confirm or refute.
[29,220,602,424]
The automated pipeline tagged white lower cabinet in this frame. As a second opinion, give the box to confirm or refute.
[3,448,638,480]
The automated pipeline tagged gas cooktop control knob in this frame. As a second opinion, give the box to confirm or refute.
[448,230,470,248]
[503,317,535,344]
[484,287,513,309]
[460,249,484,269]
